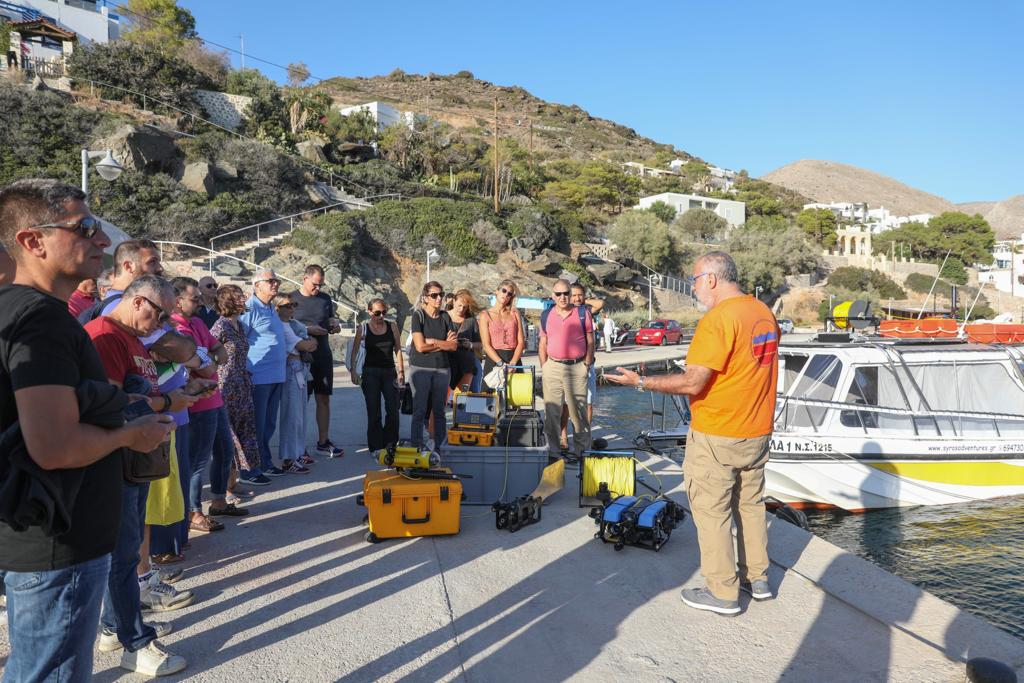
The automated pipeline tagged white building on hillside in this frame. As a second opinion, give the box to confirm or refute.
[1,0,119,76]
[977,234,1024,298]
[637,192,746,227]
[803,202,933,234]
[336,101,422,132]
[622,162,678,178]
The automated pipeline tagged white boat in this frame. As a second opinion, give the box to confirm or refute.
[769,334,1024,511]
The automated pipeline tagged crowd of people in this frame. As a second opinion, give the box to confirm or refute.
[0,177,780,681]
[0,179,352,679]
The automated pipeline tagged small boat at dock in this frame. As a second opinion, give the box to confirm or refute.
[769,333,1024,511]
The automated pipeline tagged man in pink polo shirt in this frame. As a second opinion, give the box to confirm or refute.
[539,278,595,460]
[170,277,248,532]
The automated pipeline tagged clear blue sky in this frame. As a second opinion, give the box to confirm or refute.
[180,0,1022,204]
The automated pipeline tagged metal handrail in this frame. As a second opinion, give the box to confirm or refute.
[207,201,351,259]
[153,240,358,319]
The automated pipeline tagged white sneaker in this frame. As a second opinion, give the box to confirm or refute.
[139,572,195,612]
[98,622,172,652]
[120,640,187,677]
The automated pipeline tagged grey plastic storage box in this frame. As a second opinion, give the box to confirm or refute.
[441,443,550,505]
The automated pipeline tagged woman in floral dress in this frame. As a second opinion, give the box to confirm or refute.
[210,285,266,485]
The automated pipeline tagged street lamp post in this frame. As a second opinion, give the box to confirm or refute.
[425,248,439,283]
[81,148,123,194]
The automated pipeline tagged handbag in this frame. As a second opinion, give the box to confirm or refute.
[123,440,171,483]
[347,323,367,384]
[400,382,414,415]
[145,431,184,525]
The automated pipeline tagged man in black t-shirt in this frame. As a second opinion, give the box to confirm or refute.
[0,180,174,680]
[293,264,345,457]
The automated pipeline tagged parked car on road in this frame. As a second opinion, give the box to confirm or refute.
[635,319,685,346]
[778,318,795,334]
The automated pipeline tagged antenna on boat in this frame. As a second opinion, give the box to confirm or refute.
[916,250,953,320]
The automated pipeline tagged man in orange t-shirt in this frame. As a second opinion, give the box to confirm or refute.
[606,251,778,616]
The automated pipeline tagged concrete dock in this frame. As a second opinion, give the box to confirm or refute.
[3,344,1024,681]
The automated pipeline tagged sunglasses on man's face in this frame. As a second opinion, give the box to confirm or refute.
[372,309,386,317]
[139,296,170,323]
[257,278,281,286]
[276,303,296,310]
[203,282,218,289]
[30,215,104,239]
[427,292,444,299]
[553,290,570,297]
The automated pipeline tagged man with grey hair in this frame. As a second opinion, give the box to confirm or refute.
[539,278,595,460]
[0,179,174,680]
[86,273,205,676]
[240,269,288,482]
[607,251,780,616]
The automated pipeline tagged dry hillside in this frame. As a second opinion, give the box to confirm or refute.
[320,71,693,164]
[978,195,1024,240]
[763,160,955,216]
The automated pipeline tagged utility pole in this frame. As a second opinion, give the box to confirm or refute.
[239,34,245,69]
[528,118,534,172]
[493,97,499,214]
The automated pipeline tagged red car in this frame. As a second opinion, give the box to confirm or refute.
[635,319,685,346]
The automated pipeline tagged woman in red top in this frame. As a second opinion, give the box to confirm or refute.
[480,279,525,387]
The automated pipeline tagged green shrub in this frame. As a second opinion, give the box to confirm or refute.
[905,272,948,294]
[560,260,596,287]
[355,197,495,265]
[940,257,968,285]
[287,210,358,267]
[644,200,676,224]
[827,267,905,299]
[68,42,214,114]
[0,84,103,187]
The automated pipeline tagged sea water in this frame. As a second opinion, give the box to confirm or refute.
[594,383,1024,640]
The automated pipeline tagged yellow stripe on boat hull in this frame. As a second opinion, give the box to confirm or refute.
[868,461,1024,486]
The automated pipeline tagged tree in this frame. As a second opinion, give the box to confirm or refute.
[725,227,822,295]
[672,208,727,243]
[826,266,906,299]
[873,212,995,268]
[287,61,311,88]
[796,207,838,247]
[644,200,676,224]
[541,160,641,214]
[226,69,291,148]
[117,0,197,53]
[324,107,378,145]
[744,215,791,233]
[609,211,681,273]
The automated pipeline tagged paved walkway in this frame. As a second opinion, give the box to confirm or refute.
[3,345,1023,681]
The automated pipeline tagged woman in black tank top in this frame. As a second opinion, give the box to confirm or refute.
[350,299,405,452]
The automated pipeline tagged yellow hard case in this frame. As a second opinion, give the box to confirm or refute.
[362,469,462,541]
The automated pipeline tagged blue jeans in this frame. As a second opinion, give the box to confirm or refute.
[471,356,483,393]
[187,408,218,513]
[2,554,111,683]
[409,366,449,448]
[251,382,283,472]
[100,482,157,652]
[210,406,233,497]
[278,360,306,461]
[150,426,189,555]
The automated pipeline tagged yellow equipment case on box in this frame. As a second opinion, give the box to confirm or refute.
[359,469,462,542]
[448,389,498,447]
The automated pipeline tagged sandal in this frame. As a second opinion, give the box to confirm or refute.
[209,503,249,517]
[151,553,185,565]
[189,515,224,532]
[227,486,256,499]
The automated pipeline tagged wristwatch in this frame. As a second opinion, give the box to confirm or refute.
[636,376,646,393]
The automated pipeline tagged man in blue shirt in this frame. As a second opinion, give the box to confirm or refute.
[240,269,288,481]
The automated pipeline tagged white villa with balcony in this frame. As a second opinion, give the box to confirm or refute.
[335,101,423,132]
[636,192,746,227]
[803,202,933,234]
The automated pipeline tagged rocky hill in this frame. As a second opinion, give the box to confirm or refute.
[763,160,956,216]
[320,71,693,164]
[764,159,1023,240]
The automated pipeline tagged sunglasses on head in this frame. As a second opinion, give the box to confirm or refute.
[29,215,104,239]
[553,290,570,297]
[427,292,444,299]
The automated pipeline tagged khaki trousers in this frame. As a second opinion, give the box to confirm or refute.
[683,428,771,601]
[542,360,591,456]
